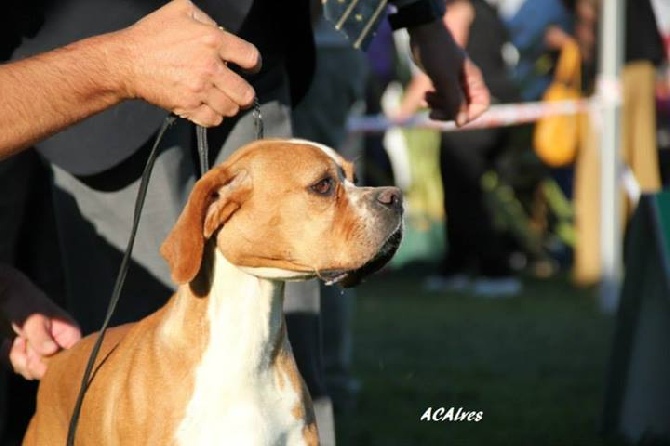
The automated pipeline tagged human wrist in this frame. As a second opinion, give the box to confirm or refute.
[80,30,137,104]
[407,20,467,68]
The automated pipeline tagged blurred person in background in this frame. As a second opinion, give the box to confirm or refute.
[501,0,575,192]
[563,0,667,286]
[655,0,670,184]
[499,0,574,103]
[394,0,522,297]
[494,0,578,274]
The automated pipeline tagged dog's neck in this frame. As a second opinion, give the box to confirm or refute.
[163,249,296,444]
[165,247,287,372]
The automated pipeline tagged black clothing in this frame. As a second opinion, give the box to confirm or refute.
[468,0,519,104]
[438,0,518,277]
[624,0,665,65]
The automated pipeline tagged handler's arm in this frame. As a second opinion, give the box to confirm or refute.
[0,33,130,159]
[395,0,488,125]
[0,0,261,159]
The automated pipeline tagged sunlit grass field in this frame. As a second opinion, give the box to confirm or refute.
[336,269,625,446]
[335,128,625,445]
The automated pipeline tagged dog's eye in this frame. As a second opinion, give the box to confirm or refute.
[310,177,334,196]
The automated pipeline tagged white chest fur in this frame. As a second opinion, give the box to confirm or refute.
[174,251,308,446]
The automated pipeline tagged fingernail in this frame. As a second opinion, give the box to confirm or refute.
[456,112,467,126]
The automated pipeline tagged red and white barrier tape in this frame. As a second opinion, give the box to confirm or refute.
[348,95,644,202]
[347,98,592,133]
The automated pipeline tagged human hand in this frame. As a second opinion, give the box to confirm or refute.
[387,74,431,123]
[544,25,571,51]
[110,0,262,127]
[0,266,81,380]
[407,20,490,126]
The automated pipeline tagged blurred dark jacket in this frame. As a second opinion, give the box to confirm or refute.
[562,0,666,65]
[467,0,520,104]
[624,0,665,66]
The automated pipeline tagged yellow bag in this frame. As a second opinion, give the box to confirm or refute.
[533,38,582,167]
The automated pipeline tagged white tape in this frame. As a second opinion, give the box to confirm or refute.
[348,98,593,133]
[620,164,641,206]
[380,82,413,190]
[596,76,623,106]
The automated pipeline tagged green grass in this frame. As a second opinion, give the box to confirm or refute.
[335,268,627,446]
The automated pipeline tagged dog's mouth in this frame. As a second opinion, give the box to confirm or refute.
[320,226,403,288]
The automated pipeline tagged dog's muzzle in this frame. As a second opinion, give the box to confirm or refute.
[323,187,403,288]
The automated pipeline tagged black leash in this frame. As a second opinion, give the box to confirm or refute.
[66,101,264,445]
[253,97,264,139]
[195,125,210,177]
[66,114,177,446]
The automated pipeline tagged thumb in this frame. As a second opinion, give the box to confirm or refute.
[455,104,469,128]
[21,314,59,355]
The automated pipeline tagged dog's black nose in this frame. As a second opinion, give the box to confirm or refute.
[376,187,403,211]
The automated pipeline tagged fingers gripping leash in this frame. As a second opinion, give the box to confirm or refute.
[66,99,264,445]
[196,98,262,175]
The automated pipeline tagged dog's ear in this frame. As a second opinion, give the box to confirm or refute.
[160,169,250,285]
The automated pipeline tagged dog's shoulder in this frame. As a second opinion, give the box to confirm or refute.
[40,323,135,398]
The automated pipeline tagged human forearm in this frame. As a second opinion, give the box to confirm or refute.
[0,0,261,160]
[0,33,126,159]
[403,13,489,125]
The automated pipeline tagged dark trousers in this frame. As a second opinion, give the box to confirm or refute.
[0,151,64,445]
[439,128,512,277]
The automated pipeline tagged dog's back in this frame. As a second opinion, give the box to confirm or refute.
[23,323,135,445]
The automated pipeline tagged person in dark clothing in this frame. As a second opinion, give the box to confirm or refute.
[0,2,260,441]
[397,0,522,296]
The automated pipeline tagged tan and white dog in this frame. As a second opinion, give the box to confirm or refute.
[23,139,403,446]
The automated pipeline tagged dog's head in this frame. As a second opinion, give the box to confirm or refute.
[160,139,403,288]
